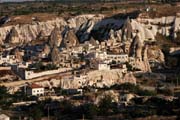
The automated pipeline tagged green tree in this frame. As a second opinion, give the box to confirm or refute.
[0,86,12,109]
[98,95,114,115]
[30,106,43,120]
[84,103,98,119]
[125,62,133,71]
[0,86,8,100]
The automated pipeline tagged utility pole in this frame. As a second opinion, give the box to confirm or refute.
[177,76,179,87]
[48,105,50,120]
[82,114,85,120]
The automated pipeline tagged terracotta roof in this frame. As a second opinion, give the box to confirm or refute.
[29,83,43,89]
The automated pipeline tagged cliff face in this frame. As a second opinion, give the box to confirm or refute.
[138,16,180,39]
[51,46,61,65]
[0,18,67,45]
[1,14,179,72]
[1,14,179,45]
[49,26,64,48]
[147,46,165,69]
[63,29,79,48]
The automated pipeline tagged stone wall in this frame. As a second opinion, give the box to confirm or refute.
[24,68,72,80]
[11,65,71,80]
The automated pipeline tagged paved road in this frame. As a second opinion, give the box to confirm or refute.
[0,71,72,87]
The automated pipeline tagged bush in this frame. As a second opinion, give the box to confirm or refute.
[125,62,133,71]
[29,105,43,120]
[137,89,157,96]
[83,103,98,119]
[98,95,115,115]
[130,108,156,118]
[157,88,173,96]
[0,86,12,109]
[110,83,156,96]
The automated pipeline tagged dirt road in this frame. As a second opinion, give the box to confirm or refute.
[0,71,72,87]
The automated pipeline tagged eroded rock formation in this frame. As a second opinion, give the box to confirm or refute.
[51,46,61,65]
[0,13,179,72]
[63,29,79,48]
[49,26,64,48]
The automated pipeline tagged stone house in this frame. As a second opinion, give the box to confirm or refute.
[0,54,17,65]
[95,52,129,63]
[26,83,44,96]
[98,63,110,70]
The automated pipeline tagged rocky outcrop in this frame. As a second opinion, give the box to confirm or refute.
[56,70,125,89]
[95,90,119,104]
[5,27,20,44]
[33,70,136,89]
[131,19,156,42]
[0,18,67,45]
[89,37,99,46]
[41,44,51,57]
[167,47,180,67]
[131,32,144,59]
[86,70,137,88]
[169,47,180,56]
[0,14,179,45]
[63,29,79,48]
[0,14,179,72]
[69,14,104,42]
[137,15,180,39]
[147,46,165,69]
[48,26,64,48]
[87,69,123,87]
[14,48,23,62]
[122,17,133,41]
[51,46,61,65]
[67,14,104,30]
[130,33,151,72]
[122,72,137,85]
[143,45,151,72]
[148,47,165,63]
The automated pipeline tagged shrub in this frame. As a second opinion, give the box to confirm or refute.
[83,103,98,119]
[110,83,156,96]
[98,95,115,115]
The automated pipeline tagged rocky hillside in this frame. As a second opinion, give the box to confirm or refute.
[0,13,179,45]
[0,12,180,69]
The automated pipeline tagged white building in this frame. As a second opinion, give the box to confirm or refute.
[95,52,107,60]
[71,46,83,55]
[98,63,110,70]
[95,52,128,63]
[26,83,44,96]
[0,114,10,120]
[11,64,71,80]
[0,54,17,65]
[106,54,128,63]
[60,75,88,89]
